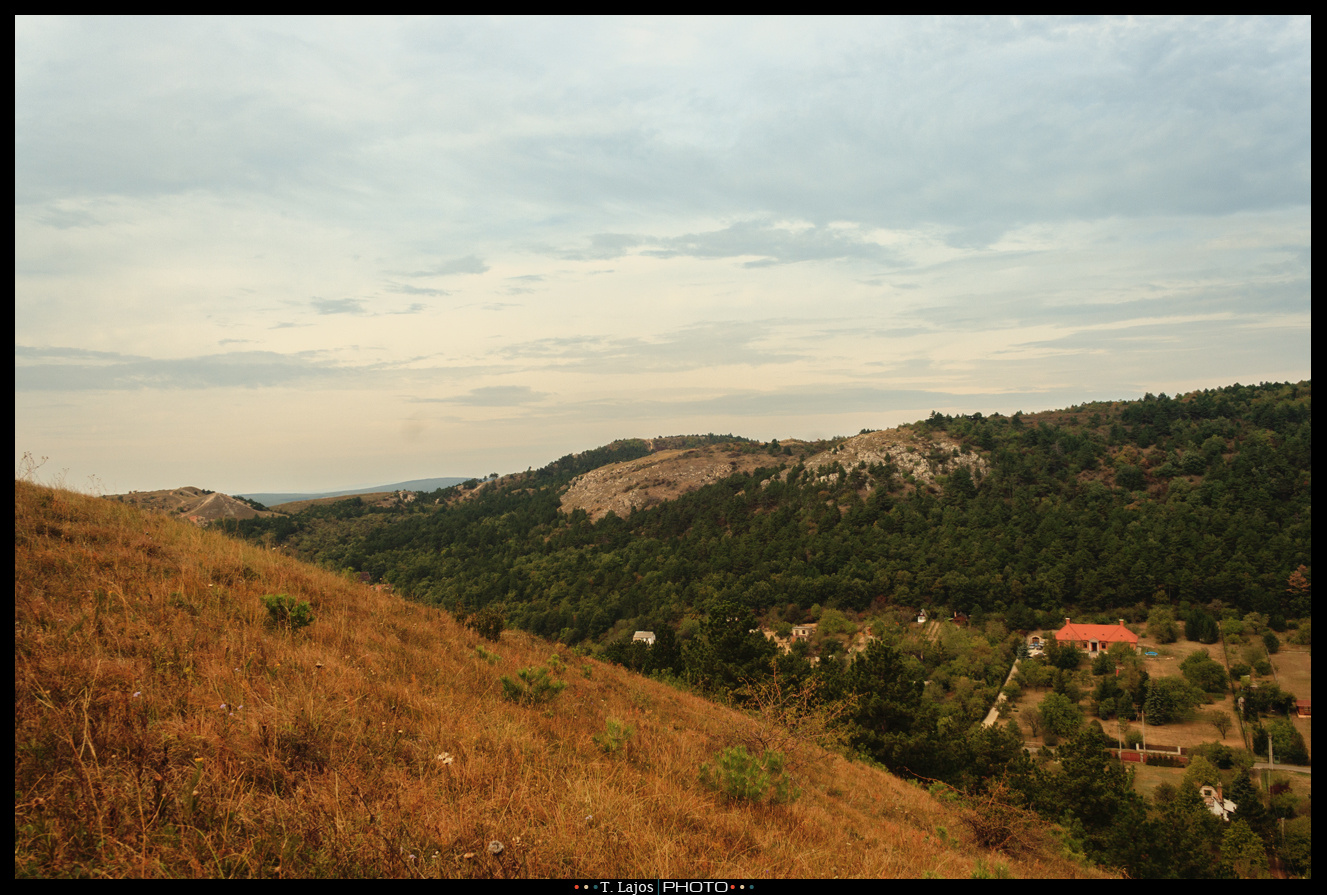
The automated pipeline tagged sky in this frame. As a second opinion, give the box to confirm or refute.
[15,16,1311,495]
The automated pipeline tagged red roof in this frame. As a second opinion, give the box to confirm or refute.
[1055,620,1138,645]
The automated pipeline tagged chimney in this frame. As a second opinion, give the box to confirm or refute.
[1119,619,1126,627]
[1065,618,1072,626]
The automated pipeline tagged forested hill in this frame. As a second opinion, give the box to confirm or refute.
[223,381,1311,643]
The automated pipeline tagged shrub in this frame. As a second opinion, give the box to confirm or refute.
[970,859,1015,879]
[500,665,566,706]
[465,606,506,642]
[594,718,634,755]
[699,746,799,805]
[734,666,857,764]
[262,593,314,630]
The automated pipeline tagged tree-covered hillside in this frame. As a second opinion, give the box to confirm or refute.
[225,381,1311,642]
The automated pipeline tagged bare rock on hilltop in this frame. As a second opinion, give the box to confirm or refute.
[796,427,987,489]
[560,446,773,522]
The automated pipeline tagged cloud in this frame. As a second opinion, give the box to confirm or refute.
[311,297,366,315]
[384,282,450,297]
[561,233,645,261]
[560,221,901,267]
[416,385,551,407]
[430,383,1107,428]
[312,295,429,316]
[16,345,145,363]
[404,255,490,277]
[499,320,805,373]
[649,220,900,267]
[38,205,101,229]
[14,346,361,391]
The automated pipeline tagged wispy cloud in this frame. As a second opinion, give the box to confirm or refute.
[401,255,490,278]
[311,297,367,315]
[499,320,806,373]
[384,282,449,297]
[15,346,367,391]
[418,385,552,407]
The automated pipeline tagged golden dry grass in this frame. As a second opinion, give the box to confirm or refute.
[14,481,1106,879]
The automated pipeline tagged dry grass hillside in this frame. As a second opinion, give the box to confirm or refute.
[15,480,1104,879]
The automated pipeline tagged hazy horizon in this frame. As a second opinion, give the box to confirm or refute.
[16,16,1311,494]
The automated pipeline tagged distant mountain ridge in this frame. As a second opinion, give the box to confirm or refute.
[234,476,471,507]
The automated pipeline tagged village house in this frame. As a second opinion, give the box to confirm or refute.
[1054,618,1139,655]
[632,631,656,646]
[1200,784,1236,821]
[792,623,817,640]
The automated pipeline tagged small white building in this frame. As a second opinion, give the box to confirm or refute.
[632,631,656,646]
[1200,784,1236,821]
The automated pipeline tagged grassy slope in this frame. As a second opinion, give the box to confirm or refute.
[15,481,1104,879]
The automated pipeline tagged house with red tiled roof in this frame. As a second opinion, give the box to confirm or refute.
[1054,618,1138,655]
